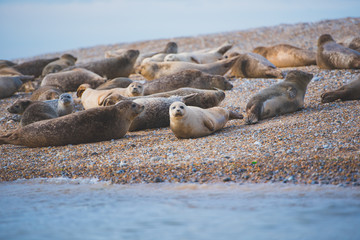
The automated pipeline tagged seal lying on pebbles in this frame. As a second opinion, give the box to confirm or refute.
[41,68,106,92]
[316,34,360,69]
[44,93,74,116]
[42,54,77,76]
[96,77,133,90]
[30,85,63,101]
[339,36,360,52]
[7,99,59,127]
[10,57,59,77]
[252,44,316,67]
[137,56,238,80]
[245,70,313,124]
[164,42,232,64]
[0,75,34,99]
[321,74,360,103]
[77,82,144,109]
[0,100,144,147]
[169,101,243,139]
[143,70,233,95]
[227,52,283,78]
[65,49,139,79]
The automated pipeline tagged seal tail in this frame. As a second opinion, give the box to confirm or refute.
[228,111,244,120]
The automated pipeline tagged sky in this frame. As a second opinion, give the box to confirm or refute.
[0,0,359,60]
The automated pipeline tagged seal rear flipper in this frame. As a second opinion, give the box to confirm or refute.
[190,57,200,64]
[265,69,283,79]
[321,90,345,103]
[229,111,244,120]
[203,119,215,132]
[0,132,18,145]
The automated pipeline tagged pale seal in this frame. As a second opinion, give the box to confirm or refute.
[316,34,360,69]
[169,101,243,139]
[42,54,77,76]
[0,100,144,147]
[41,68,106,92]
[64,49,139,78]
[143,70,233,95]
[339,36,360,52]
[227,52,283,78]
[253,44,316,67]
[137,56,238,80]
[30,85,63,101]
[245,70,313,124]
[321,74,360,103]
[7,99,59,127]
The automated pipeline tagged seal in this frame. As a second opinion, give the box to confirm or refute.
[137,56,238,80]
[316,34,360,69]
[64,49,139,79]
[30,85,63,101]
[164,42,233,64]
[11,57,59,77]
[42,54,77,76]
[77,82,144,109]
[96,77,133,90]
[41,68,106,92]
[143,70,233,95]
[7,99,59,127]
[0,66,22,76]
[339,36,360,52]
[169,101,243,139]
[0,75,34,99]
[227,52,283,78]
[44,93,74,116]
[0,100,144,147]
[321,74,360,103]
[252,44,316,67]
[245,70,313,124]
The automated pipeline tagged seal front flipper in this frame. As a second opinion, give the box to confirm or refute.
[203,119,215,132]
[287,86,297,99]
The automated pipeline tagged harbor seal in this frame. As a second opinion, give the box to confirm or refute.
[0,100,144,147]
[30,85,63,101]
[41,68,106,92]
[245,70,313,124]
[164,42,233,64]
[44,93,74,116]
[137,56,238,80]
[7,99,59,126]
[42,54,77,76]
[11,57,59,77]
[143,70,233,95]
[96,77,133,90]
[65,49,139,78]
[77,82,144,109]
[169,102,243,139]
[252,44,316,67]
[321,74,360,103]
[316,34,360,69]
[227,52,283,78]
[339,36,360,52]
[0,75,34,99]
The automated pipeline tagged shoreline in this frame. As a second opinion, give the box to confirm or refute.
[1,17,359,186]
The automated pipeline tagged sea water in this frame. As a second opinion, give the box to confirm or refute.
[0,178,359,240]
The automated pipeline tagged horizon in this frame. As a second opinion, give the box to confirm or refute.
[0,0,359,60]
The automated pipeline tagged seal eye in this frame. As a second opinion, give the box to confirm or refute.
[172,106,176,109]
[138,86,142,88]
[131,103,137,108]
[180,106,184,109]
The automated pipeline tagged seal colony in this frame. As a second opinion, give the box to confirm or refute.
[0,17,359,185]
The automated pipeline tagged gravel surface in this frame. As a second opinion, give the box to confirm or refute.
[1,17,359,186]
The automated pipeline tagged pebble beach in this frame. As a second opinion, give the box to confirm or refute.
[0,17,359,186]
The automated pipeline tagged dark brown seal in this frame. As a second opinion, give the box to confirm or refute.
[245,70,313,124]
[253,44,316,67]
[227,52,283,78]
[7,99,58,126]
[11,57,59,77]
[41,68,106,92]
[321,75,360,103]
[0,100,144,147]
[64,49,139,79]
[143,70,233,95]
[42,54,77,76]
[316,34,360,69]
